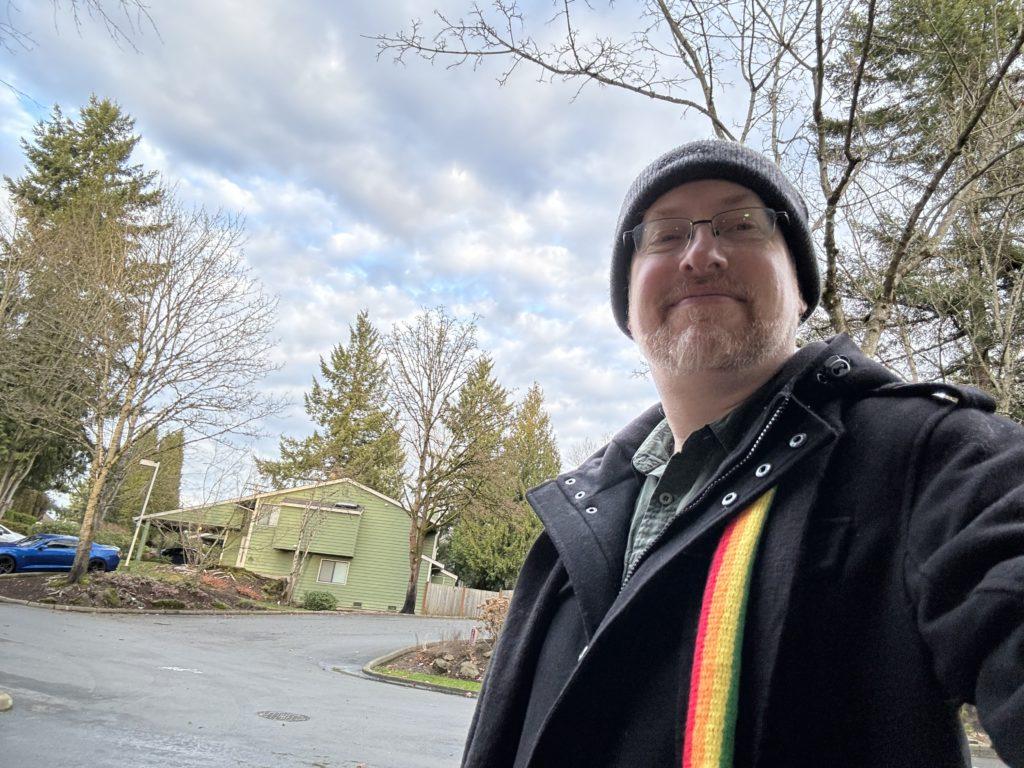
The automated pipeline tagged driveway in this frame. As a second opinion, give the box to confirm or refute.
[0,603,477,767]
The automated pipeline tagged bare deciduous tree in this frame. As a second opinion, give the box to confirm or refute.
[0,192,282,583]
[282,493,329,604]
[0,1,156,53]
[376,0,1024,395]
[385,307,490,614]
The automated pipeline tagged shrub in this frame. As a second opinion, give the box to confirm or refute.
[3,510,37,531]
[30,520,79,537]
[93,527,133,552]
[262,577,287,599]
[478,596,510,642]
[302,591,338,611]
[100,588,121,608]
[211,601,229,610]
[152,598,186,610]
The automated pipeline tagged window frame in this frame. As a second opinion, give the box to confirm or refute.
[316,557,350,585]
[254,504,280,527]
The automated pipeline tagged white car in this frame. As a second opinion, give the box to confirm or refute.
[0,523,25,544]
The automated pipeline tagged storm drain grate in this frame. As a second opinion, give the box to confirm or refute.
[257,711,310,722]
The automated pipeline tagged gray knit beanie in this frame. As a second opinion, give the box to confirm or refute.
[611,140,820,337]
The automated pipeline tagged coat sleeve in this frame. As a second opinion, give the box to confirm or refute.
[904,406,1024,767]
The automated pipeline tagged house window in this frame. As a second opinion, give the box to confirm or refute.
[317,558,350,585]
[254,504,280,527]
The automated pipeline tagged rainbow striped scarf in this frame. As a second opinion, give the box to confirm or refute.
[682,488,775,768]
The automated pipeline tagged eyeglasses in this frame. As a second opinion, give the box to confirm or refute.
[626,207,789,255]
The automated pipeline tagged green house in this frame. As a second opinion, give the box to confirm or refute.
[133,478,457,612]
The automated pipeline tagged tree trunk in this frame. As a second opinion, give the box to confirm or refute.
[67,461,111,583]
[0,452,37,520]
[284,539,305,604]
[401,519,424,614]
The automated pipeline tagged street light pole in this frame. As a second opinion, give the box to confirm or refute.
[125,459,160,569]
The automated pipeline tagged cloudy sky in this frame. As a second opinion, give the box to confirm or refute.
[0,1,715,499]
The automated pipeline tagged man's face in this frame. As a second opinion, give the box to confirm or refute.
[626,179,805,376]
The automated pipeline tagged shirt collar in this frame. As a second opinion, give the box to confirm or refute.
[631,344,822,477]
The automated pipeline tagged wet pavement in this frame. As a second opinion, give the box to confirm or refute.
[0,603,477,767]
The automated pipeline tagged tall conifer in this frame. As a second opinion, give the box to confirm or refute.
[257,310,405,499]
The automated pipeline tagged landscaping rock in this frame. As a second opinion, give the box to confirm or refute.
[432,657,451,673]
[458,661,480,679]
[443,653,454,662]
[0,691,12,711]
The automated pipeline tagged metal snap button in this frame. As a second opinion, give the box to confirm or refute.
[574,491,585,499]
[755,463,771,478]
[585,506,597,514]
[823,354,851,378]
[565,478,576,485]
[658,492,674,505]
[788,433,807,448]
[722,492,738,506]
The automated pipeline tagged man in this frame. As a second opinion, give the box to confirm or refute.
[461,140,1024,768]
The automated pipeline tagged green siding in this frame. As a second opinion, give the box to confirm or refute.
[211,480,450,612]
[149,501,246,530]
[292,484,417,611]
[219,529,242,567]
[243,524,293,577]
[431,572,457,587]
[271,507,360,557]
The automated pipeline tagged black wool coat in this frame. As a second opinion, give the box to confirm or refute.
[462,336,1024,768]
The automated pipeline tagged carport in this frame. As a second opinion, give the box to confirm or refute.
[126,498,249,567]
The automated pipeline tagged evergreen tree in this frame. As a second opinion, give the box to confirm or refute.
[152,429,184,515]
[105,428,184,525]
[445,355,513,511]
[444,382,561,590]
[0,97,162,520]
[6,96,162,224]
[257,310,405,498]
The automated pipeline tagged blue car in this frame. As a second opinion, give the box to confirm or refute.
[0,533,121,574]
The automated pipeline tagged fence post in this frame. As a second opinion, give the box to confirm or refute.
[421,579,430,614]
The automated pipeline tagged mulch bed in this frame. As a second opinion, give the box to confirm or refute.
[0,566,285,610]
[387,636,495,684]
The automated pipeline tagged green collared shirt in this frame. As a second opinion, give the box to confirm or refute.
[623,355,807,582]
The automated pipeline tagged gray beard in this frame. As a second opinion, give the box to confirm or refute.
[636,310,797,376]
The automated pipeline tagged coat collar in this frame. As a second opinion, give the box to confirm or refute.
[526,334,900,638]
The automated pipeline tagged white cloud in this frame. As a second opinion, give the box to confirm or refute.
[0,0,711,495]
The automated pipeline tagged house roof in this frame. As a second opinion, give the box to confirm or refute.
[135,476,407,523]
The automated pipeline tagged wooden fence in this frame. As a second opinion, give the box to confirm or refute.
[420,582,513,618]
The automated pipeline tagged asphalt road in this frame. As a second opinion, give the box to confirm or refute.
[0,603,478,768]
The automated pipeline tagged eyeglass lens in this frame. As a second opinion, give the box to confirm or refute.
[632,208,781,254]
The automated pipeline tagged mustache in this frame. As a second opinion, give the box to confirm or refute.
[661,278,751,307]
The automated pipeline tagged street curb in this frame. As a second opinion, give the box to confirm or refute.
[359,643,479,699]
[0,592,331,615]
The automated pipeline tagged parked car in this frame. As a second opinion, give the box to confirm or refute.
[0,523,24,544]
[0,534,121,574]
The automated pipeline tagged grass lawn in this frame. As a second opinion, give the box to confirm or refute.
[374,665,482,693]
